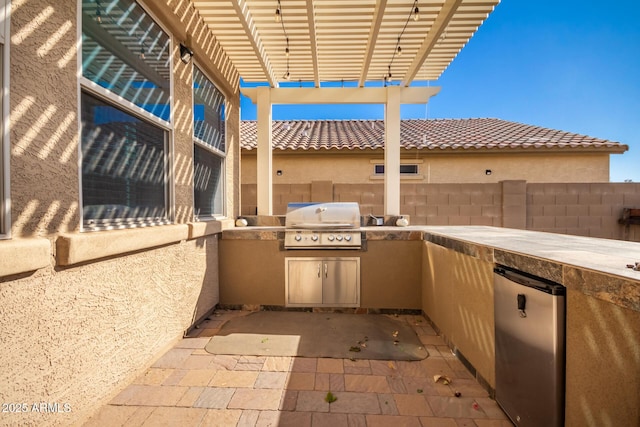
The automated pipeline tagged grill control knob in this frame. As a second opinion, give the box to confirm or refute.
[345,235,352,242]
[336,235,343,241]
[294,235,302,241]
[311,234,319,241]
[327,235,335,241]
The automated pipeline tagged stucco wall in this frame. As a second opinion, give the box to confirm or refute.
[421,241,496,388]
[241,151,612,185]
[10,0,80,237]
[564,284,640,426]
[219,238,422,310]
[1,0,240,425]
[0,236,219,427]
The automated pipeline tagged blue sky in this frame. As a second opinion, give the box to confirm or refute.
[240,0,640,182]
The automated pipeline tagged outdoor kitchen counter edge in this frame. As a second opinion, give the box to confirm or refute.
[421,225,640,313]
[221,225,640,312]
[221,225,427,241]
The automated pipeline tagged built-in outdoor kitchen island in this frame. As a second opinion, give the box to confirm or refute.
[220,218,640,427]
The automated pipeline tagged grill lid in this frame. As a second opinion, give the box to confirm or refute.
[285,202,360,229]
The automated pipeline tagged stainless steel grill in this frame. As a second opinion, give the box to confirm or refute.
[284,202,362,249]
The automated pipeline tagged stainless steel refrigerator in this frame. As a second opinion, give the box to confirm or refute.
[494,265,566,427]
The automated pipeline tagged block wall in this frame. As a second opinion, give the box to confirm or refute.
[527,183,640,240]
[242,181,640,242]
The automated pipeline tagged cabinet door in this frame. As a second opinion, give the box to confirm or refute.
[323,259,359,305]
[286,259,323,305]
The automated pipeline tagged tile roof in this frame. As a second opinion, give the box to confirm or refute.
[240,118,627,153]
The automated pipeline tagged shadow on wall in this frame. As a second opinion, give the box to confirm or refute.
[9,0,241,238]
[453,252,494,363]
[566,291,640,426]
[189,235,221,327]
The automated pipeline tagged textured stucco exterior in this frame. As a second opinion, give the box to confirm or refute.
[0,236,219,426]
[1,1,240,425]
[564,286,640,426]
[241,151,612,185]
[219,239,422,309]
[421,241,496,387]
[10,0,80,237]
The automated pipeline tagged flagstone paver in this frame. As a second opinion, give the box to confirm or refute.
[83,311,511,427]
[365,414,422,427]
[228,388,283,410]
[287,372,316,390]
[344,374,391,393]
[255,371,288,389]
[317,357,344,374]
[295,390,330,412]
[199,409,243,426]
[176,387,206,407]
[312,412,350,427]
[394,393,434,416]
[140,406,207,426]
[327,391,382,414]
[192,387,235,409]
[209,370,258,388]
[178,369,218,387]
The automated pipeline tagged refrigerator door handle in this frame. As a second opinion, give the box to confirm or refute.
[517,294,527,318]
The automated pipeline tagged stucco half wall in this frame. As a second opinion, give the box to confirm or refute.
[0,236,219,426]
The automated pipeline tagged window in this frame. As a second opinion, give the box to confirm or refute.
[193,66,225,219]
[81,92,168,226]
[0,1,8,237]
[374,164,419,175]
[80,0,172,229]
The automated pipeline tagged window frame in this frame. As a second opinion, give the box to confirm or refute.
[0,0,10,239]
[192,63,227,220]
[78,0,175,231]
[373,163,420,175]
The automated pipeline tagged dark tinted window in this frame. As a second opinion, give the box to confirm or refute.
[81,92,167,227]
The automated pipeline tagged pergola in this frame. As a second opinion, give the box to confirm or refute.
[191,0,500,215]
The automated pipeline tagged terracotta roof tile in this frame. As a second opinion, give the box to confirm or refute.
[240,118,627,153]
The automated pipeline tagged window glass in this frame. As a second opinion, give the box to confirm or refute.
[193,66,225,218]
[82,0,171,121]
[0,42,5,236]
[81,91,167,228]
[80,0,171,229]
[400,164,419,174]
[193,67,225,152]
[374,164,419,175]
[194,145,224,218]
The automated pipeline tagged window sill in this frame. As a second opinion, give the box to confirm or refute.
[189,218,235,239]
[0,238,51,277]
[56,224,189,266]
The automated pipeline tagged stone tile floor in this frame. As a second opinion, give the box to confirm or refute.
[84,310,513,427]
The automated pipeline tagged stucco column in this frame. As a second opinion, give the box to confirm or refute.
[256,87,273,215]
[384,86,401,216]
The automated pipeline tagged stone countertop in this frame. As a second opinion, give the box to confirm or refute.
[420,226,640,282]
[223,225,640,281]
[222,227,282,240]
[222,226,425,241]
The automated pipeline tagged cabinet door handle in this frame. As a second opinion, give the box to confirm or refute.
[324,263,328,278]
[317,263,321,278]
